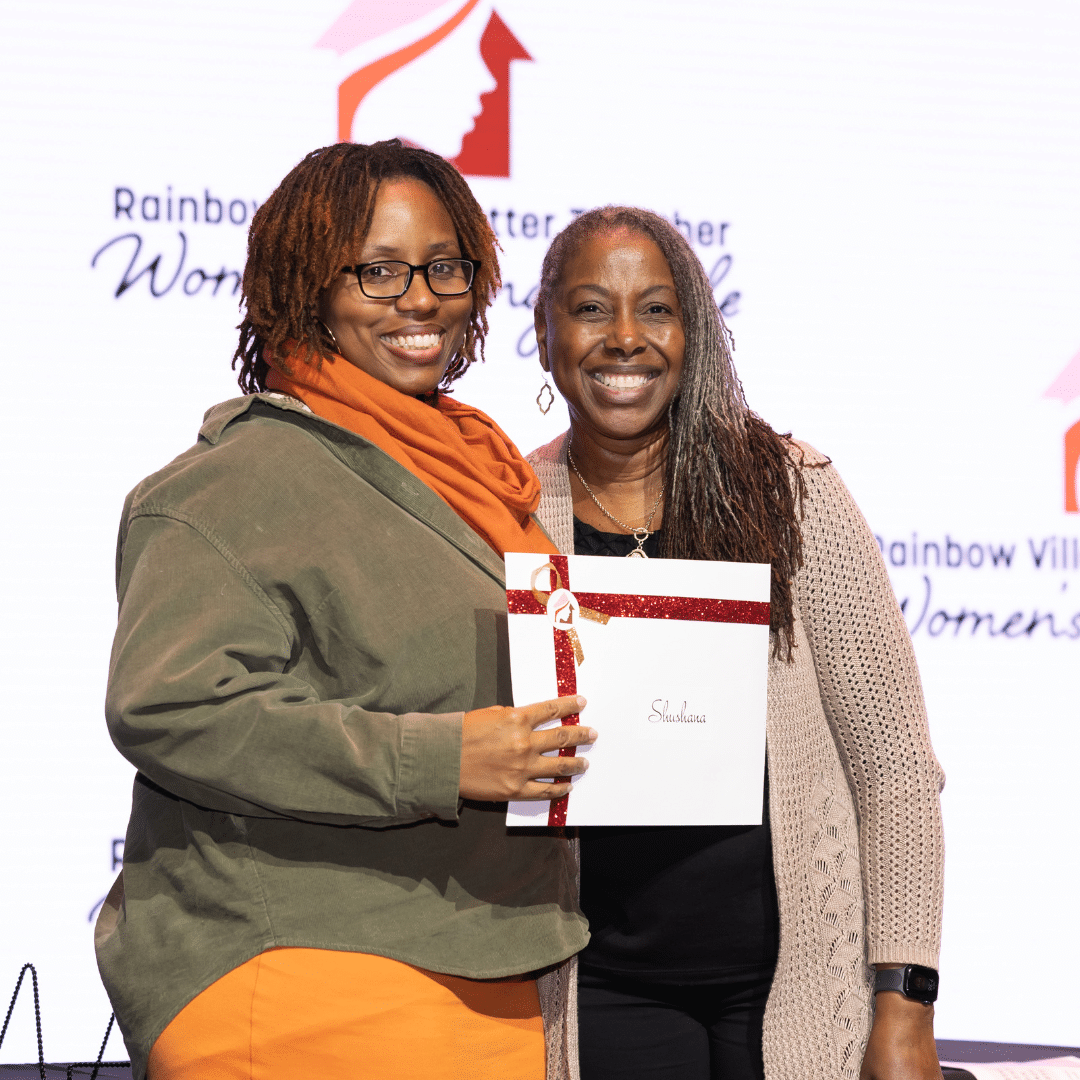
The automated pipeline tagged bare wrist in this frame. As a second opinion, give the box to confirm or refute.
[873,991,935,1022]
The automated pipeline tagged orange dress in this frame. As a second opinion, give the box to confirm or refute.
[147,948,546,1080]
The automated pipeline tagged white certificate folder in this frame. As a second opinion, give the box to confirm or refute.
[504,552,771,828]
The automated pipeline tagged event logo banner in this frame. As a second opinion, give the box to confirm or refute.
[319,0,531,177]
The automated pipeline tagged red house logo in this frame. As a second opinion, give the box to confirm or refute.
[317,0,532,178]
[1044,349,1080,513]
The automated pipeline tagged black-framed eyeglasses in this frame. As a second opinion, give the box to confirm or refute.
[343,259,480,299]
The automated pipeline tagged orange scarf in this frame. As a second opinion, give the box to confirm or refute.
[266,350,556,558]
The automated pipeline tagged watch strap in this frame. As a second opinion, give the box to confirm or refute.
[873,968,907,996]
[873,965,939,1004]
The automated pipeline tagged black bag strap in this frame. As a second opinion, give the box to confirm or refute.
[2,963,128,1079]
[1,963,45,1079]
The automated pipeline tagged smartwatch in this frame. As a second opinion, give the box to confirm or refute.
[873,965,939,1005]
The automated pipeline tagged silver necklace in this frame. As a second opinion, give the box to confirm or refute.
[568,447,665,559]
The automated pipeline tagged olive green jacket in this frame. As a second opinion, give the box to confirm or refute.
[95,394,586,1078]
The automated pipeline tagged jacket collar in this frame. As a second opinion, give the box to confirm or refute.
[199,392,310,443]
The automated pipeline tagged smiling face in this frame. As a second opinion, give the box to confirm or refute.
[536,229,685,447]
[317,176,473,396]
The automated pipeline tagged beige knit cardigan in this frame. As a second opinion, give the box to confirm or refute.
[532,432,944,1080]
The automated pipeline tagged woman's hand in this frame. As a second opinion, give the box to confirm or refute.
[459,695,596,802]
[860,983,943,1080]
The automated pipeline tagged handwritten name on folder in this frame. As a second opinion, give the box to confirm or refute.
[504,552,771,827]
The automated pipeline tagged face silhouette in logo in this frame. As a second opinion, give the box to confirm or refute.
[547,588,579,629]
[1044,350,1080,513]
[318,0,532,177]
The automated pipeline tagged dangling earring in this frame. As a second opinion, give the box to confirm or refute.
[317,318,341,354]
[537,379,555,415]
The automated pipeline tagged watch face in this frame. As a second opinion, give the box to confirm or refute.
[904,965,939,1002]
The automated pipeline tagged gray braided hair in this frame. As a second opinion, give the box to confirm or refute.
[537,206,809,659]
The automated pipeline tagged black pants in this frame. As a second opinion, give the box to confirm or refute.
[578,968,771,1080]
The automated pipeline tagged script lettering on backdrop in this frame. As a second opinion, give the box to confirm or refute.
[90,186,257,299]
[878,531,1080,640]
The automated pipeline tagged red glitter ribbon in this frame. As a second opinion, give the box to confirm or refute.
[510,555,770,827]
[548,555,579,828]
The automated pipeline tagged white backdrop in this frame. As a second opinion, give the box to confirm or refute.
[1,0,1078,1062]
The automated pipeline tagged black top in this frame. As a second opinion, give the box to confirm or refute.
[573,515,664,559]
[574,516,780,985]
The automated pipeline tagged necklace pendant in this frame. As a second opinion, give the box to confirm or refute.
[627,527,651,559]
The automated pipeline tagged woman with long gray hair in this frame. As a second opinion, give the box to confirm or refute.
[528,206,945,1080]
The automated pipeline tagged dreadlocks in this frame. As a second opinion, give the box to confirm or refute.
[233,140,500,393]
[537,206,814,660]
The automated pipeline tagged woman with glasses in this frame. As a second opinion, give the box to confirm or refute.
[526,206,945,1080]
[96,141,593,1080]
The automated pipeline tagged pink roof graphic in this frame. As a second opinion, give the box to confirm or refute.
[1045,349,1080,406]
[315,0,453,55]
